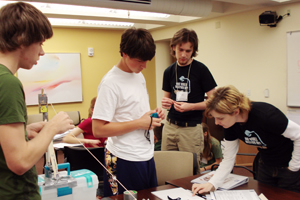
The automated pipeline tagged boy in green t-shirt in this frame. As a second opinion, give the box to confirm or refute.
[0,2,75,199]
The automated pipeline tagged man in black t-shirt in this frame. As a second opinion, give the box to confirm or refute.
[161,28,217,173]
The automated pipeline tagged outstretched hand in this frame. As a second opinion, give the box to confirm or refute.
[84,139,101,147]
[192,183,215,196]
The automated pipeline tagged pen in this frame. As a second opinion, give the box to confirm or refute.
[196,193,207,199]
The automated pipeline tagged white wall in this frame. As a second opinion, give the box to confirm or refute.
[155,41,173,108]
[155,41,173,122]
[152,2,300,114]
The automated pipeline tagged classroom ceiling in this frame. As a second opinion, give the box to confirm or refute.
[8,0,300,29]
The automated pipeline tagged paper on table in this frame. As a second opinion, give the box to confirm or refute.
[151,187,205,200]
[209,189,260,200]
[259,193,268,200]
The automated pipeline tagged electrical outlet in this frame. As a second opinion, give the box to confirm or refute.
[88,47,94,57]
[264,89,269,98]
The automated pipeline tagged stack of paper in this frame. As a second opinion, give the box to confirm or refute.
[191,171,249,190]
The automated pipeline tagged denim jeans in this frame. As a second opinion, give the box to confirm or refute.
[257,158,300,193]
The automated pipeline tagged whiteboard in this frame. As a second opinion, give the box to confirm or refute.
[287,31,300,107]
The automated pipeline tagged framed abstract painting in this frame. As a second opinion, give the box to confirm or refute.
[18,53,83,105]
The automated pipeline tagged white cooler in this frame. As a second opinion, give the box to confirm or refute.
[38,163,98,200]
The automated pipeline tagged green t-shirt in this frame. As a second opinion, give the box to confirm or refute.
[0,65,40,200]
[200,137,223,168]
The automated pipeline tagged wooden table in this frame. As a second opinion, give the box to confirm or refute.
[107,174,300,199]
[108,184,177,200]
[166,174,300,199]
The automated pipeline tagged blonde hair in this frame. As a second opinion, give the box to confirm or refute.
[205,85,251,118]
[88,97,97,118]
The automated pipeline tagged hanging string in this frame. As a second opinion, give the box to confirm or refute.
[144,116,153,143]
[51,103,57,114]
[50,103,137,200]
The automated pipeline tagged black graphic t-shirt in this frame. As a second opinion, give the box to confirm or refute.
[225,102,292,167]
[162,60,217,123]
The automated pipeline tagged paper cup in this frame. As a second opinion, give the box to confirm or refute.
[123,190,137,200]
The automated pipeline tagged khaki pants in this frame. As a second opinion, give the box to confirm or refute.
[161,122,204,174]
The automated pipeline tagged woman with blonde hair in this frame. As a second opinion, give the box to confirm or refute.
[192,85,300,195]
[199,123,222,173]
